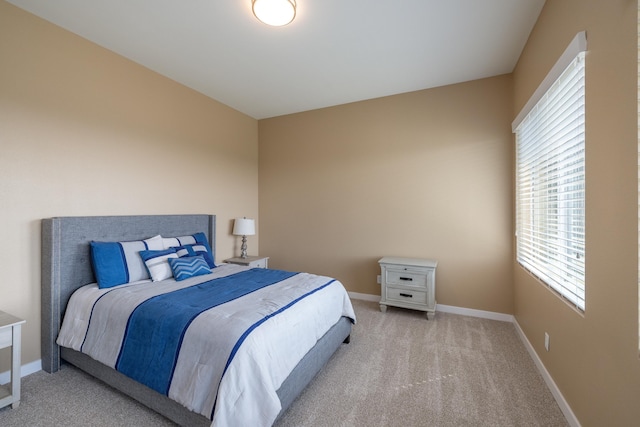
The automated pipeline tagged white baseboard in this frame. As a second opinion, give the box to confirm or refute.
[348,291,380,302]
[436,303,514,322]
[0,359,42,385]
[513,320,581,427]
[348,292,514,322]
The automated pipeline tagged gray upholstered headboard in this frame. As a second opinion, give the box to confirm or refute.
[41,214,216,373]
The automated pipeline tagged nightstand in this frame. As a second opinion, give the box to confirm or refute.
[379,257,437,319]
[0,310,26,410]
[224,256,269,269]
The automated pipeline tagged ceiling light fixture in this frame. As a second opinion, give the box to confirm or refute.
[252,0,296,27]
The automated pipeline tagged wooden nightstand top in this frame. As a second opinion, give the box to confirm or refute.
[0,311,25,329]
[378,257,438,268]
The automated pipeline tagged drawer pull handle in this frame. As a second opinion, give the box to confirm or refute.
[399,293,413,298]
[399,277,413,281]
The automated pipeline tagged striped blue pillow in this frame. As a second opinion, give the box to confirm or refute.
[163,232,215,268]
[168,255,211,281]
[90,235,164,288]
[175,243,216,269]
[139,248,178,282]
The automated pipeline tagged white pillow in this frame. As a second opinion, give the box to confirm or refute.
[139,248,178,281]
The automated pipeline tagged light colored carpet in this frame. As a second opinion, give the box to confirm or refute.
[276,300,567,426]
[0,299,568,426]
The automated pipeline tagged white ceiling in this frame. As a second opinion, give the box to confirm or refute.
[7,0,545,119]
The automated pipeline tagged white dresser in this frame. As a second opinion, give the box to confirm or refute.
[379,257,437,319]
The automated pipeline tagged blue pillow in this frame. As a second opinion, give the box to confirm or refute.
[90,235,164,289]
[165,232,215,268]
[139,248,178,282]
[168,255,211,281]
[175,243,216,269]
[163,233,197,248]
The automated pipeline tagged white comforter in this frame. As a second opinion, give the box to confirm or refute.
[57,264,356,427]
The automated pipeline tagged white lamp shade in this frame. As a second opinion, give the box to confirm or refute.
[252,0,296,27]
[233,218,256,236]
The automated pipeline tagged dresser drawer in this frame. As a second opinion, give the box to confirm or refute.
[385,269,429,289]
[250,258,268,268]
[0,327,11,349]
[386,287,428,305]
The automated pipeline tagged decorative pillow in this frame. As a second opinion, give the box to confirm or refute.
[139,248,179,282]
[145,234,164,249]
[90,235,164,289]
[175,243,216,269]
[162,234,196,248]
[168,255,211,281]
[164,232,215,268]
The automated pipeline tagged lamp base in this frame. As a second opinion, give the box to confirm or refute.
[240,235,248,259]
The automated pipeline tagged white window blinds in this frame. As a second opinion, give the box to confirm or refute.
[514,34,587,311]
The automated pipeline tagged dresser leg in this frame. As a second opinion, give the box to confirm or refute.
[379,304,387,313]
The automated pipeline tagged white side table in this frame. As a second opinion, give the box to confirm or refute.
[224,256,269,269]
[0,310,25,409]
[379,257,438,319]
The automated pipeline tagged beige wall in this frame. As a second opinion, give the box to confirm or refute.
[5,0,639,424]
[512,0,640,425]
[0,1,259,368]
[259,75,515,314]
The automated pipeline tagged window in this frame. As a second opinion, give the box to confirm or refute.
[513,32,587,311]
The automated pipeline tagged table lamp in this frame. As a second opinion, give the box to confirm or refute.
[233,217,255,259]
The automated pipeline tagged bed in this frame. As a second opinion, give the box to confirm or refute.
[41,214,354,426]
